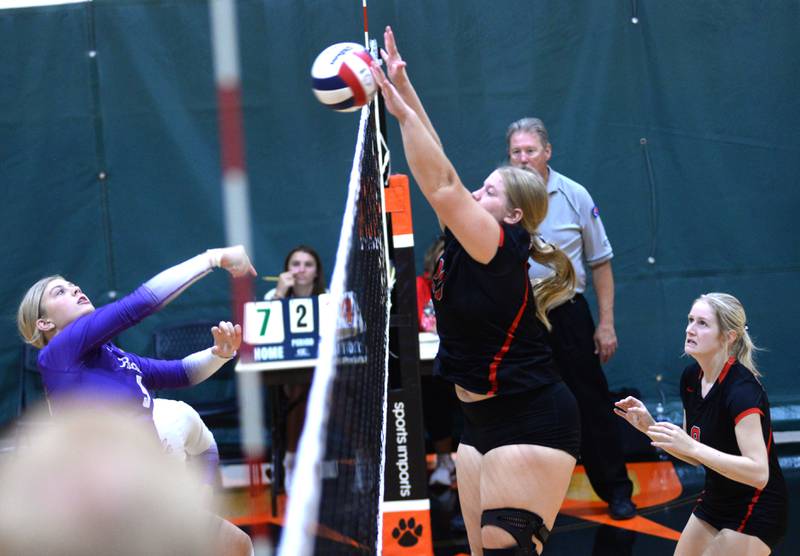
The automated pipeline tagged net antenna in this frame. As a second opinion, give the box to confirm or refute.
[208,1,270,553]
[363,0,391,190]
[278,3,392,553]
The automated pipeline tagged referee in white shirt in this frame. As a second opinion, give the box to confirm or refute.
[506,117,636,520]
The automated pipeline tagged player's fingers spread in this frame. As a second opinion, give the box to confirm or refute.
[369,64,380,84]
[370,66,387,90]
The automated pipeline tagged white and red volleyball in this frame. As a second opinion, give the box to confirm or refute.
[311,42,376,112]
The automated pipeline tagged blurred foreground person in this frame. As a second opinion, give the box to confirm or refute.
[0,404,218,556]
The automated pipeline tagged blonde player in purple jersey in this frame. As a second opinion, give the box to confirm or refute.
[17,245,257,556]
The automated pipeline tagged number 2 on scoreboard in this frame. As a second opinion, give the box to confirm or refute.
[289,298,314,334]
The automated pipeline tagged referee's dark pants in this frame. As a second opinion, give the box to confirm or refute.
[548,293,633,503]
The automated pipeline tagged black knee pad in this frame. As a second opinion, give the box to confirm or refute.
[481,507,550,555]
[482,548,526,555]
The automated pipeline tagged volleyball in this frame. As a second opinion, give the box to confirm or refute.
[311,42,376,112]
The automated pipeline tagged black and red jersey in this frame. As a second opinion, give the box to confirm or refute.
[432,222,559,396]
[680,357,788,533]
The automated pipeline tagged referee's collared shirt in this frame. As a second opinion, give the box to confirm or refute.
[528,167,613,293]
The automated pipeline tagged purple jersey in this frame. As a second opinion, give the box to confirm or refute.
[38,285,190,418]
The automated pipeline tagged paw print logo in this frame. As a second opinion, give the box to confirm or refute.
[392,517,423,547]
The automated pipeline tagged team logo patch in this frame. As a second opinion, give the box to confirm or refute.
[690,425,701,441]
[431,258,445,301]
[591,206,600,218]
[391,517,424,547]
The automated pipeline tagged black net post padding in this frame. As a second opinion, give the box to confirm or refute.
[382,174,434,554]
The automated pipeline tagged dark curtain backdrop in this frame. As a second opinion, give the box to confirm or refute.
[1,0,798,426]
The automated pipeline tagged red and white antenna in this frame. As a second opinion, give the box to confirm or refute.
[208,1,269,554]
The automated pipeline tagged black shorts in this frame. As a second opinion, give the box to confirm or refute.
[693,503,787,551]
[459,381,580,459]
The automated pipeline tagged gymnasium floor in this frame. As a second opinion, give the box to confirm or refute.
[427,450,800,556]
[219,441,799,554]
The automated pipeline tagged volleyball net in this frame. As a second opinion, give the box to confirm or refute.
[278,102,391,556]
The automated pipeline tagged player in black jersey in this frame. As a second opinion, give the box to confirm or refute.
[615,293,787,555]
[371,27,580,556]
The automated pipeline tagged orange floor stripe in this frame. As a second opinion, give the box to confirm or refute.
[230,512,366,549]
[562,461,683,509]
[226,459,686,547]
[561,511,681,541]
[559,460,683,540]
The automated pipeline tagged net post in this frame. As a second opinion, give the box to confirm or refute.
[208,0,269,550]
[382,174,434,555]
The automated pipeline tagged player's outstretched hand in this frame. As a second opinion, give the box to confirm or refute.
[211,321,241,359]
[381,26,408,85]
[208,245,257,278]
[369,61,412,122]
[614,396,655,435]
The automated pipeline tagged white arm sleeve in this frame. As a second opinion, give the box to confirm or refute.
[143,252,217,309]
[181,347,231,385]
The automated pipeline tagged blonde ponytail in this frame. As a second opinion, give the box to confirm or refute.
[497,166,576,329]
[530,236,576,330]
[698,292,761,377]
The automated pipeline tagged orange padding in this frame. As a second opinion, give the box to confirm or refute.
[385,174,414,236]
[382,508,433,555]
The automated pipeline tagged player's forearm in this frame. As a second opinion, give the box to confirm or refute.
[591,261,615,325]
[659,446,702,467]
[399,112,460,204]
[394,79,442,149]
[143,253,216,309]
[182,348,232,385]
[692,443,769,489]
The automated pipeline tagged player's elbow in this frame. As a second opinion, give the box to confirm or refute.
[746,461,769,490]
[428,168,460,198]
[754,469,769,490]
